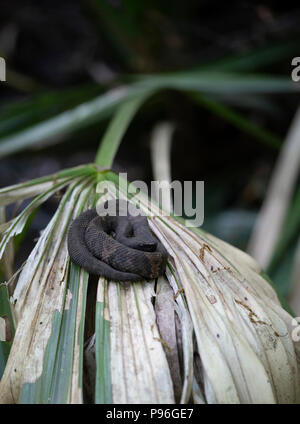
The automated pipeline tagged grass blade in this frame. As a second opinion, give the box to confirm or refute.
[95,92,151,167]
[0,70,296,158]
[94,278,112,404]
[268,184,300,273]
[192,93,282,149]
[0,283,15,379]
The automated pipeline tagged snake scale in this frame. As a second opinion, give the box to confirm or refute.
[67,199,168,281]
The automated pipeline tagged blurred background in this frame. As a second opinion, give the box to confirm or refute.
[0,0,299,309]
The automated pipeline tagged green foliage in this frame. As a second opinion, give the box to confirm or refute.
[0,284,15,379]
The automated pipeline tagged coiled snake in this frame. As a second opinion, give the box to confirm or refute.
[67,199,168,281]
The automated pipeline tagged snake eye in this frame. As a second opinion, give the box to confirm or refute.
[140,242,157,251]
[127,228,134,238]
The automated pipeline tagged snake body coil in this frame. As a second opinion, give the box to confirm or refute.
[67,200,168,281]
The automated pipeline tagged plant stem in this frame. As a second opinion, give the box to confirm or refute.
[94,92,152,168]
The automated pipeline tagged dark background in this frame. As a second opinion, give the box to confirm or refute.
[0,0,299,298]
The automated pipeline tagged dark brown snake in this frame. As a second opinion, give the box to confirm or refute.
[67,199,168,281]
